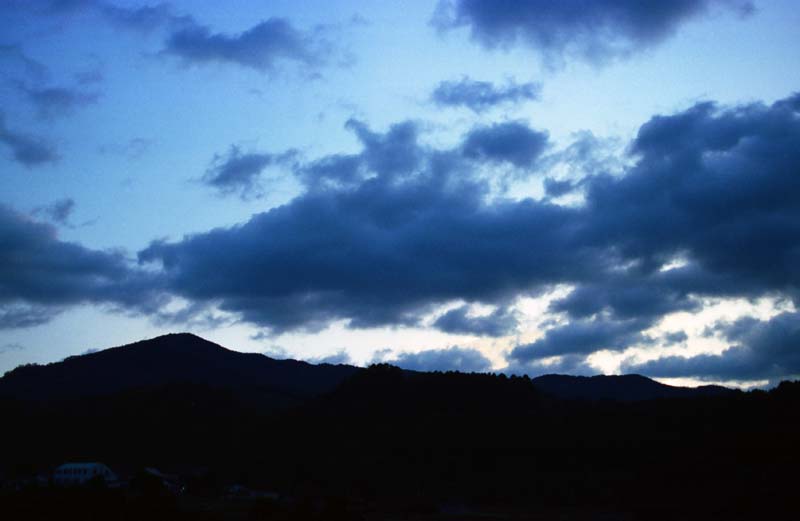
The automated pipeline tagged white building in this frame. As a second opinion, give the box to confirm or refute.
[53,462,118,486]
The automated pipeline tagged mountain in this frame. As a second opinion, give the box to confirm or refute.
[1,334,797,519]
[0,333,740,403]
[531,374,738,401]
[0,333,359,403]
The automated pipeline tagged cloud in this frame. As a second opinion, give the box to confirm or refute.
[0,44,48,82]
[462,121,549,169]
[0,304,58,329]
[510,317,650,361]
[17,83,100,120]
[432,0,752,64]
[309,350,352,365]
[0,0,184,32]
[162,17,332,73]
[504,353,595,377]
[0,112,59,167]
[138,92,800,355]
[97,2,186,32]
[383,346,493,373]
[0,342,24,354]
[2,87,797,381]
[201,145,297,199]
[138,119,587,333]
[0,205,159,328]
[431,76,541,112]
[662,330,688,345]
[433,305,518,337]
[624,312,800,380]
[33,198,76,226]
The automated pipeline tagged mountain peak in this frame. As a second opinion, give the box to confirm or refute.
[0,333,359,402]
[113,332,230,353]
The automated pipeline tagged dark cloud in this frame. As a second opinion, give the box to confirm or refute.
[163,17,331,72]
[138,93,800,355]
[462,121,549,169]
[17,83,100,120]
[579,93,800,301]
[0,112,59,167]
[543,178,575,198]
[0,304,58,329]
[297,154,364,191]
[550,277,700,323]
[33,198,76,226]
[433,305,518,337]
[662,330,688,345]
[625,312,800,380]
[510,317,650,361]
[138,118,590,333]
[384,346,493,373]
[431,76,541,112]
[2,86,797,381]
[433,0,753,64]
[0,205,159,328]
[202,145,298,199]
[345,119,423,179]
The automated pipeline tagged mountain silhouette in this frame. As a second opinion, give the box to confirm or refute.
[0,333,736,403]
[0,333,358,403]
[1,334,798,519]
[530,373,736,401]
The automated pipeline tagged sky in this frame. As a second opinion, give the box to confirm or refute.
[1,0,800,388]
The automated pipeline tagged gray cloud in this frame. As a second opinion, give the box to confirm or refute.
[0,205,160,328]
[0,112,59,167]
[202,145,298,199]
[138,118,586,333]
[17,83,100,120]
[433,0,753,65]
[433,305,518,337]
[2,88,799,382]
[138,93,800,359]
[462,121,549,169]
[163,17,331,73]
[624,312,800,380]
[33,198,75,226]
[510,317,651,361]
[431,76,541,112]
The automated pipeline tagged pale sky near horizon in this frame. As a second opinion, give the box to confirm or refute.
[2,0,800,388]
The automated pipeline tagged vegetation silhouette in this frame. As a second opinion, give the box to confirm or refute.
[1,334,797,520]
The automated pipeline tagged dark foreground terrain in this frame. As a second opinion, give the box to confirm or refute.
[1,333,797,520]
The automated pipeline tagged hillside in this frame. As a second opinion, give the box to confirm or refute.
[0,333,359,404]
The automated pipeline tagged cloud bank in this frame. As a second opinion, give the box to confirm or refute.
[433,0,753,64]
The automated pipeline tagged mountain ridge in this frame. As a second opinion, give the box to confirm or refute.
[0,333,738,402]
[0,332,359,403]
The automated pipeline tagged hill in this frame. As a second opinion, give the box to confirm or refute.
[0,333,359,405]
[530,373,737,401]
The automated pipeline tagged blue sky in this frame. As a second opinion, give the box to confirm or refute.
[1,0,800,387]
